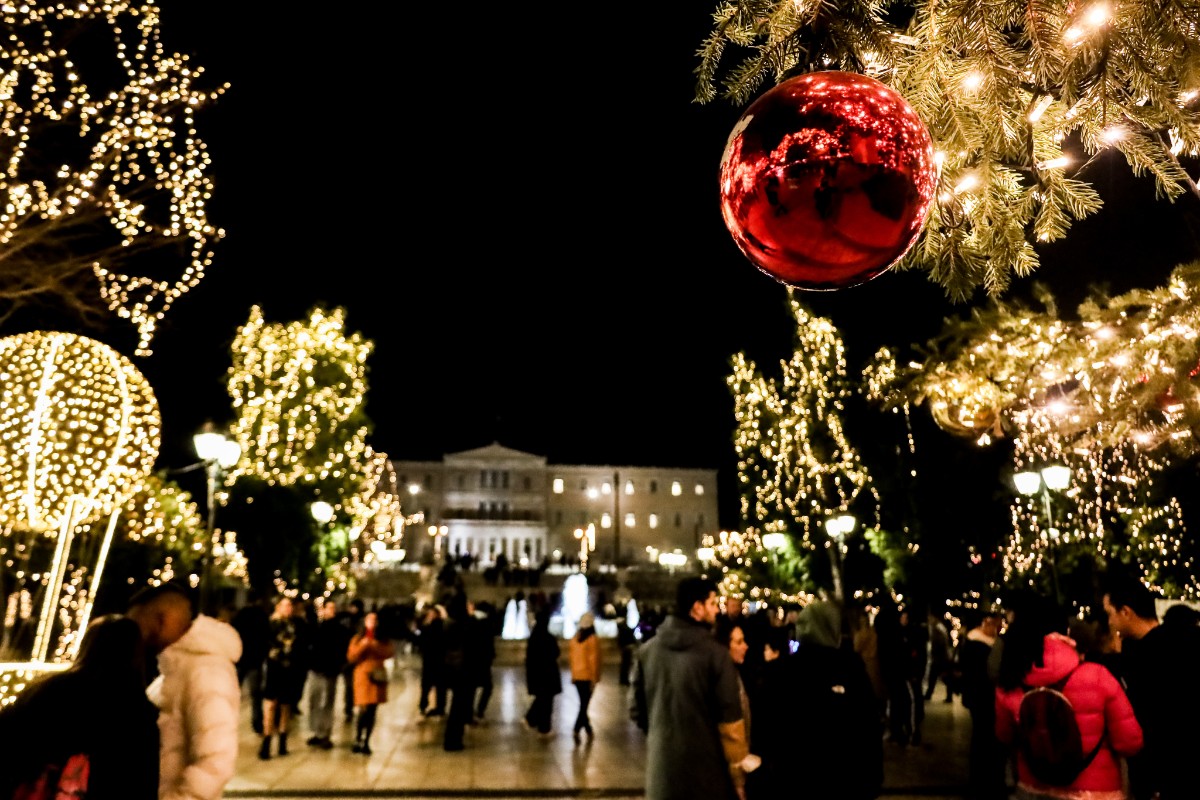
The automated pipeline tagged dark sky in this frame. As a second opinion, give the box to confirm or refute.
[83,5,1200,532]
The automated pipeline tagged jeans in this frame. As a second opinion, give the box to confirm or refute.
[474,668,493,717]
[526,693,554,734]
[306,671,337,739]
[573,679,594,733]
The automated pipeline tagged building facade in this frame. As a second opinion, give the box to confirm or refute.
[389,442,720,569]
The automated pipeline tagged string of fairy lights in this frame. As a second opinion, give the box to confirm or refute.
[720,293,881,604]
[2,3,225,356]
[0,332,160,703]
[867,263,1200,599]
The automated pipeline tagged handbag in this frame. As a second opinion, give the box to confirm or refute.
[369,665,388,684]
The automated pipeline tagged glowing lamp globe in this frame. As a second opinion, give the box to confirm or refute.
[0,331,160,533]
[719,71,938,291]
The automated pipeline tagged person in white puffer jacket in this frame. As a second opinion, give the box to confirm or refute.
[128,583,243,800]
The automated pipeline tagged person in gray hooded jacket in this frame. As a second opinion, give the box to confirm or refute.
[630,577,748,800]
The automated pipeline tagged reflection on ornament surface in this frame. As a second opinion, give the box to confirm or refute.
[719,71,937,291]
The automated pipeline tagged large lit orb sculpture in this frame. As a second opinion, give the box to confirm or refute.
[0,331,159,705]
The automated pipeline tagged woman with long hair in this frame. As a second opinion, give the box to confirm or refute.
[346,610,396,755]
[258,595,302,759]
[994,593,1142,800]
[0,614,159,799]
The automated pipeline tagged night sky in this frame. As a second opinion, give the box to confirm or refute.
[41,5,1200,535]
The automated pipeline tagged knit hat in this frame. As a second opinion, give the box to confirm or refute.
[579,612,595,628]
[796,600,842,649]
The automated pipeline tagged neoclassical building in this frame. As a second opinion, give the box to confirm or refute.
[389,443,720,569]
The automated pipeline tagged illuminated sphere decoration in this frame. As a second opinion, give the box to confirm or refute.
[0,331,161,534]
[719,71,938,291]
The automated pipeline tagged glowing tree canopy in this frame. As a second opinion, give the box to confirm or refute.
[226,305,379,591]
[0,331,160,533]
[694,0,1200,300]
[865,266,1200,598]
[0,3,225,355]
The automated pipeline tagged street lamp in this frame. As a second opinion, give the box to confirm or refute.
[1014,464,1071,602]
[824,513,856,601]
[193,422,240,615]
[428,524,447,563]
[310,500,334,525]
[574,523,596,572]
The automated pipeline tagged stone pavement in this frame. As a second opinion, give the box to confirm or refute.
[226,650,978,800]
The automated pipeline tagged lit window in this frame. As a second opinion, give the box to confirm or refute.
[553,478,564,494]
[624,480,634,495]
[601,513,612,529]
[649,514,658,529]
[624,513,636,528]
[694,483,704,495]
[671,481,682,496]
[602,481,612,495]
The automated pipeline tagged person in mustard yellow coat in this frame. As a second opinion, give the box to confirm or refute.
[346,611,395,755]
[568,612,602,743]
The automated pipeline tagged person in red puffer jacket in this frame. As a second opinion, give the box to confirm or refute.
[994,594,1143,800]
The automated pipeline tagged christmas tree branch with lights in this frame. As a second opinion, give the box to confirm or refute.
[695,0,1200,300]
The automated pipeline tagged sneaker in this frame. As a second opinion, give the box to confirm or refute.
[360,743,372,755]
[318,738,334,750]
[306,736,321,747]
[351,743,363,754]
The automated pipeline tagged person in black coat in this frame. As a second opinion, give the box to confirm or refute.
[468,600,498,721]
[304,599,353,749]
[0,614,159,800]
[231,591,272,734]
[524,607,562,735]
[441,592,475,751]
[768,600,882,799]
[415,602,447,717]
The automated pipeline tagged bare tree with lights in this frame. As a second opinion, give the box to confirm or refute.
[0,2,224,355]
[725,291,880,598]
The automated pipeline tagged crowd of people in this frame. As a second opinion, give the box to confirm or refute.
[1,561,1198,800]
[629,569,1200,800]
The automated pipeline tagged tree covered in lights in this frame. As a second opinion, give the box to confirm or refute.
[726,291,881,598]
[0,3,224,355]
[86,471,248,611]
[220,305,378,593]
[866,270,1200,600]
[694,0,1200,301]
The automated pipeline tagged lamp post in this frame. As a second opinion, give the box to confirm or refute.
[428,524,447,564]
[193,423,240,616]
[574,522,596,572]
[1014,464,1071,603]
[612,470,622,569]
[824,514,856,601]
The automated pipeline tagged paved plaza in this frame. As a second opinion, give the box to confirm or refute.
[225,649,975,800]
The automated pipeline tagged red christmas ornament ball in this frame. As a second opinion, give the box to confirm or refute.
[719,71,938,291]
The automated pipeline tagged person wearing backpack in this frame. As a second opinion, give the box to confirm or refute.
[995,593,1143,800]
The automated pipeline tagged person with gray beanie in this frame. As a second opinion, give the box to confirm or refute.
[748,600,883,800]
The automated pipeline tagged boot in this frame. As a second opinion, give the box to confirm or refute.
[277,733,288,756]
[258,736,271,760]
